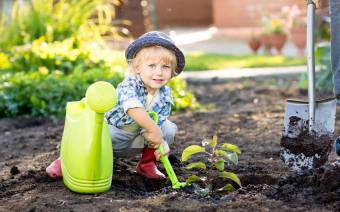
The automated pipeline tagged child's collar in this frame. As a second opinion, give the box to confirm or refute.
[134,75,145,87]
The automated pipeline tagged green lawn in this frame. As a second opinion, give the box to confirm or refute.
[184,52,306,71]
[110,51,306,71]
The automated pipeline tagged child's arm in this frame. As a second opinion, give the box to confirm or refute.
[127,108,163,148]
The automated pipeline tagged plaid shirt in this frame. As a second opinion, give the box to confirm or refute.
[105,75,173,127]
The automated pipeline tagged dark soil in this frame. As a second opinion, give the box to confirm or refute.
[281,115,334,171]
[281,134,334,169]
[1,75,340,211]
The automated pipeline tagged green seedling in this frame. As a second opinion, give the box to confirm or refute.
[149,112,187,189]
[181,135,242,197]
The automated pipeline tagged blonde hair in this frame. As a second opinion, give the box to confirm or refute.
[127,45,177,76]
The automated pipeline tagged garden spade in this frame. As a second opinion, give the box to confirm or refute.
[149,112,187,189]
[281,0,336,171]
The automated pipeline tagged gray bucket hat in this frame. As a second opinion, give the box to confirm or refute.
[125,31,185,75]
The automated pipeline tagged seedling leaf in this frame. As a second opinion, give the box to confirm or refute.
[218,183,235,192]
[185,175,200,184]
[226,152,238,165]
[215,149,228,158]
[209,135,218,148]
[221,143,241,155]
[186,162,207,170]
[214,158,225,171]
[218,171,241,187]
[181,145,206,162]
[215,149,238,165]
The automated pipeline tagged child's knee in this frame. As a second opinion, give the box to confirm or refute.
[161,120,177,145]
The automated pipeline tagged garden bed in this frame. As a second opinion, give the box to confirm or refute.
[0,75,339,211]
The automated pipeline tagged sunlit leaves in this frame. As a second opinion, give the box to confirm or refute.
[215,150,237,165]
[221,143,241,155]
[218,171,242,187]
[186,162,207,170]
[185,175,200,185]
[218,184,235,192]
[181,145,206,162]
[182,135,242,196]
[209,135,218,148]
[214,159,224,171]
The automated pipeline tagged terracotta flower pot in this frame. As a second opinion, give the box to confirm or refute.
[291,27,306,57]
[260,34,272,54]
[269,33,287,55]
[248,38,261,54]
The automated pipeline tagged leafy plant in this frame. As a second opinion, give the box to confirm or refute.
[0,0,127,50]
[168,77,199,112]
[299,42,333,92]
[181,135,241,197]
[2,37,115,75]
[0,69,198,117]
[0,68,124,117]
[261,16,286,35]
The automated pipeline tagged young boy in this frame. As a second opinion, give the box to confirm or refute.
[46,31,185,180]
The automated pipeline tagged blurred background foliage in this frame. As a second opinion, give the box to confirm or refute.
[299,42,333,92]
[0,0,197,118]
[0,0,127,48]
[299,11,332,93]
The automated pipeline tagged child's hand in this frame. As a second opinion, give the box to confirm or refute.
[143,126,163,149]
[154,140,170,161]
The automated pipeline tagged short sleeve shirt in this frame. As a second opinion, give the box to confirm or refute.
[105,75,173,127]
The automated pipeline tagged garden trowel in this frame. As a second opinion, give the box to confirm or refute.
[149,112,187,189]
[281,0,336,170]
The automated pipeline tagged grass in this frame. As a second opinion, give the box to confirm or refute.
[184,52,306,71]
[109,50,306,71]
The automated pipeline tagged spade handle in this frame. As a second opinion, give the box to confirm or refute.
[307,0,316,133]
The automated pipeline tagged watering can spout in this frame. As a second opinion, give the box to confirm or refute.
[87,112,105,179]
[85,82,117,179]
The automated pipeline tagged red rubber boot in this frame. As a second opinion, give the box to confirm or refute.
[46,158,62,179]
[136,147,165,180]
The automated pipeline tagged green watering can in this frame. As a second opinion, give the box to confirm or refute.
[60,81,117,193]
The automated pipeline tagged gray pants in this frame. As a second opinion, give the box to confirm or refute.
[108,119,177,158]
[330,0,340,97]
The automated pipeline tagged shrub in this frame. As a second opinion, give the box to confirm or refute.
[299,42,333,92]
[0,69,197,117]
[2,37,115,75]
[168,77,199,112]
[0,68,124,117]
[0,0,126,50]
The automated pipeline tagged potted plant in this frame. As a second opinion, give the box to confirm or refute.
[261,15,287,55]
[247,36,261,54]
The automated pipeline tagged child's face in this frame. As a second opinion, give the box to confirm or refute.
[134,56,172,94]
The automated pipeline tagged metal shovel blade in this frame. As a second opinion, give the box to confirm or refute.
[283,98,336,137]
[281,98,336,172]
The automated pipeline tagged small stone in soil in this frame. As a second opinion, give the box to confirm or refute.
[10,166,20,175]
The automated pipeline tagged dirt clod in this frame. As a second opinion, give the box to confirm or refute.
[10,166,20,175]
